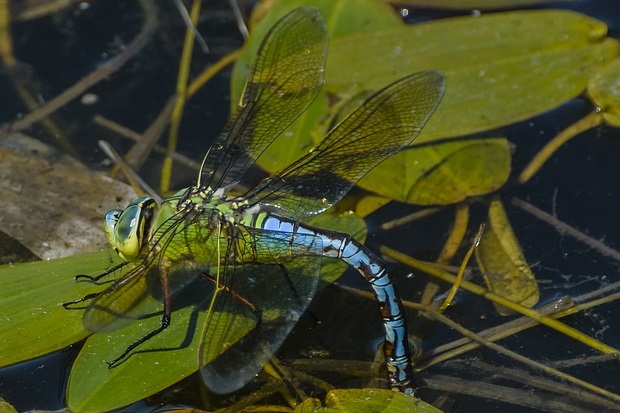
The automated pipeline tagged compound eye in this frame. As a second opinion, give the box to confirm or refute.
[104,210,122,247]
[107,197,157,261]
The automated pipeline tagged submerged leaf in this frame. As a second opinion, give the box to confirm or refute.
[475,198,539,314]
[588,58,620,127]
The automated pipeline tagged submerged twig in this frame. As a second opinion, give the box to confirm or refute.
[511,197,620,262]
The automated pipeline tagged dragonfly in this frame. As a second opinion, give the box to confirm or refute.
[67,7,445,396]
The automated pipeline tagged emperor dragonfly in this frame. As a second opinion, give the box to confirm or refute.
[69,7,445,395]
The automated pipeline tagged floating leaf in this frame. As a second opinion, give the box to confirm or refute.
[66,286,250,413]
[237,0,403,101]
[475,198,539,315]
[237,9,617,204]
[0,396,17,413]
[587,58,620,127]
[353,194,392,218]
[362,137,511,205]
[396,0,577,9]
[295,388,444,413]
[327,10,617,200]
[0,251,120,368]
[327,10,617,141]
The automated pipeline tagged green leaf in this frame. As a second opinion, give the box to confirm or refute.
[360,137,511,205]
[327,10,616,140]
[0,251,120,368]
[66,289,253,413]
[233,0,403,105]
[475,198,539,315]
[294,388,445,413]
[238,9,617,203]
[397,0,577,9]
[0,396,18,413]
[326,10,617,202]
[588,58,620,127]
[256,91,328,174]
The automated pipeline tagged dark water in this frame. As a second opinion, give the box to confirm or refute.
[1,0,619,412]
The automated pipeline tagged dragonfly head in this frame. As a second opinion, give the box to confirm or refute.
[104,197,158,261]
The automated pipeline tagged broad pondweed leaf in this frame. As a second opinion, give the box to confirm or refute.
[295,388,444,413]
[588,58,620,127]
[397,0,577,9]
[0,396,17,413]
[327,10,616,129]
[327,9,618,200]
[67,286,255,413]
[255,91,328,175]
[362,137,511,205]
[235,7,617,204]
[475,198,539,314]
[0,251,122,367]
[352,194,392,219]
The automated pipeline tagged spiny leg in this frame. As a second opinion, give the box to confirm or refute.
[74,261,129,284]
[62,292,103,309]
[107,266,173,368]
[63,263,133,308]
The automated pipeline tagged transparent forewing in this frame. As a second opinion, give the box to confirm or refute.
[197,7,328,190]
[246,71,446,219]
[198,226,322,394]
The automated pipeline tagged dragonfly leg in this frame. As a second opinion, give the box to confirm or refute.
[74,261,129,284]
[107,266,173,368]
[62,292,102,309]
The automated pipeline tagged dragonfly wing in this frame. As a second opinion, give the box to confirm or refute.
[198,227,321,394]
[246,71,446,219]
[198,7,328,190]
[82,263,156,333]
